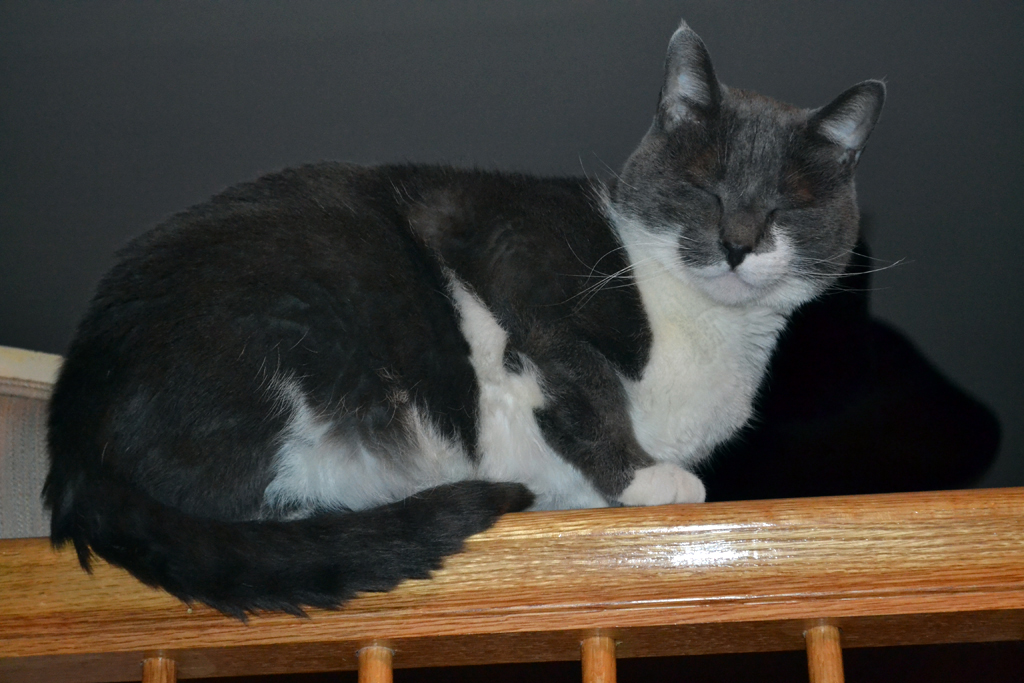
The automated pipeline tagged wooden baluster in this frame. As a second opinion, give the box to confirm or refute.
[581,635,617,683]
[358,645,394,683]
[142,656,176,683]
[805,625,844,683]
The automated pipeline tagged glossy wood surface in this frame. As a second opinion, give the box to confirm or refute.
[1,488,1022,682]
[805,625,843,683]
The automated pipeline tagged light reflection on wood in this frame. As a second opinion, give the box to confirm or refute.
[1,488,1022,683]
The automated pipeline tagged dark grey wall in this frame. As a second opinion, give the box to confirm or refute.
[2,2,1022,486]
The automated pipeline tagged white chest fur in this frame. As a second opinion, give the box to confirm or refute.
[623,248,788,468]
[448,277,607,511]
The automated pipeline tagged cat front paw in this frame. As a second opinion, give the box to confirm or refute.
[617,463,706,506]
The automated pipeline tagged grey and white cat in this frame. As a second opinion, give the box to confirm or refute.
[44,21,884,616]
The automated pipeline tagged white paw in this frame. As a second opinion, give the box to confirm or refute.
[617,463,706,506]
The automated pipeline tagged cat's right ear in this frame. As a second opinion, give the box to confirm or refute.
[809,80,886,162]
[657,21,721,130]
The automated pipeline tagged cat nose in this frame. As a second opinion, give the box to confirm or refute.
[723,241,752,269]
[720,209,765,269]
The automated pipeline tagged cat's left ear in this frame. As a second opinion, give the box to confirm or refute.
[810,80,886,163]
[658,21,722,130]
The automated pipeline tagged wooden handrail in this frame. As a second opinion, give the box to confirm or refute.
[1,488,1022,682]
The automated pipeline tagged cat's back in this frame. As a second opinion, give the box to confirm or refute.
[68,162,460,402]
[106,162,601,288]
[48,162,639,518]
[66,160,635,391]
[50,162,483,518]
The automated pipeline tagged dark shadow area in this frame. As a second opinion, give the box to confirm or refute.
[702,237,1001,501]
[197,640,1024,682]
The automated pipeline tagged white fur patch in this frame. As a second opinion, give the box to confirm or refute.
[689,232,820,310]
[618,463,706,505]
[447,277,607,510]
[264,206,808,516]
[610,208,791,471]
[262,276,612,516]
[263,376,472,514]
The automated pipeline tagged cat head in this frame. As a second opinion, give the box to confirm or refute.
[609,21,885,312]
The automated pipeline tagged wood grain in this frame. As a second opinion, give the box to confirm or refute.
[358,646,393,683]
[1,488,1022,682]
[141,657,176,683]
[581,636,616,683]
[805,625,843,683]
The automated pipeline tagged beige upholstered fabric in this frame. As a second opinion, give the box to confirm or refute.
[0,346,61,539]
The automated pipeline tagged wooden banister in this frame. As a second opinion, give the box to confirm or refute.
[1,488,1022,682]
[581,635,617,683]
[357,646,393,683]
[141,657,176,683]
[805,625,844,683]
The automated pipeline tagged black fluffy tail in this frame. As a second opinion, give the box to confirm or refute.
[45,476,533,618]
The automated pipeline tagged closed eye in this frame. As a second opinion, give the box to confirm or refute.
[694,185,722,207]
